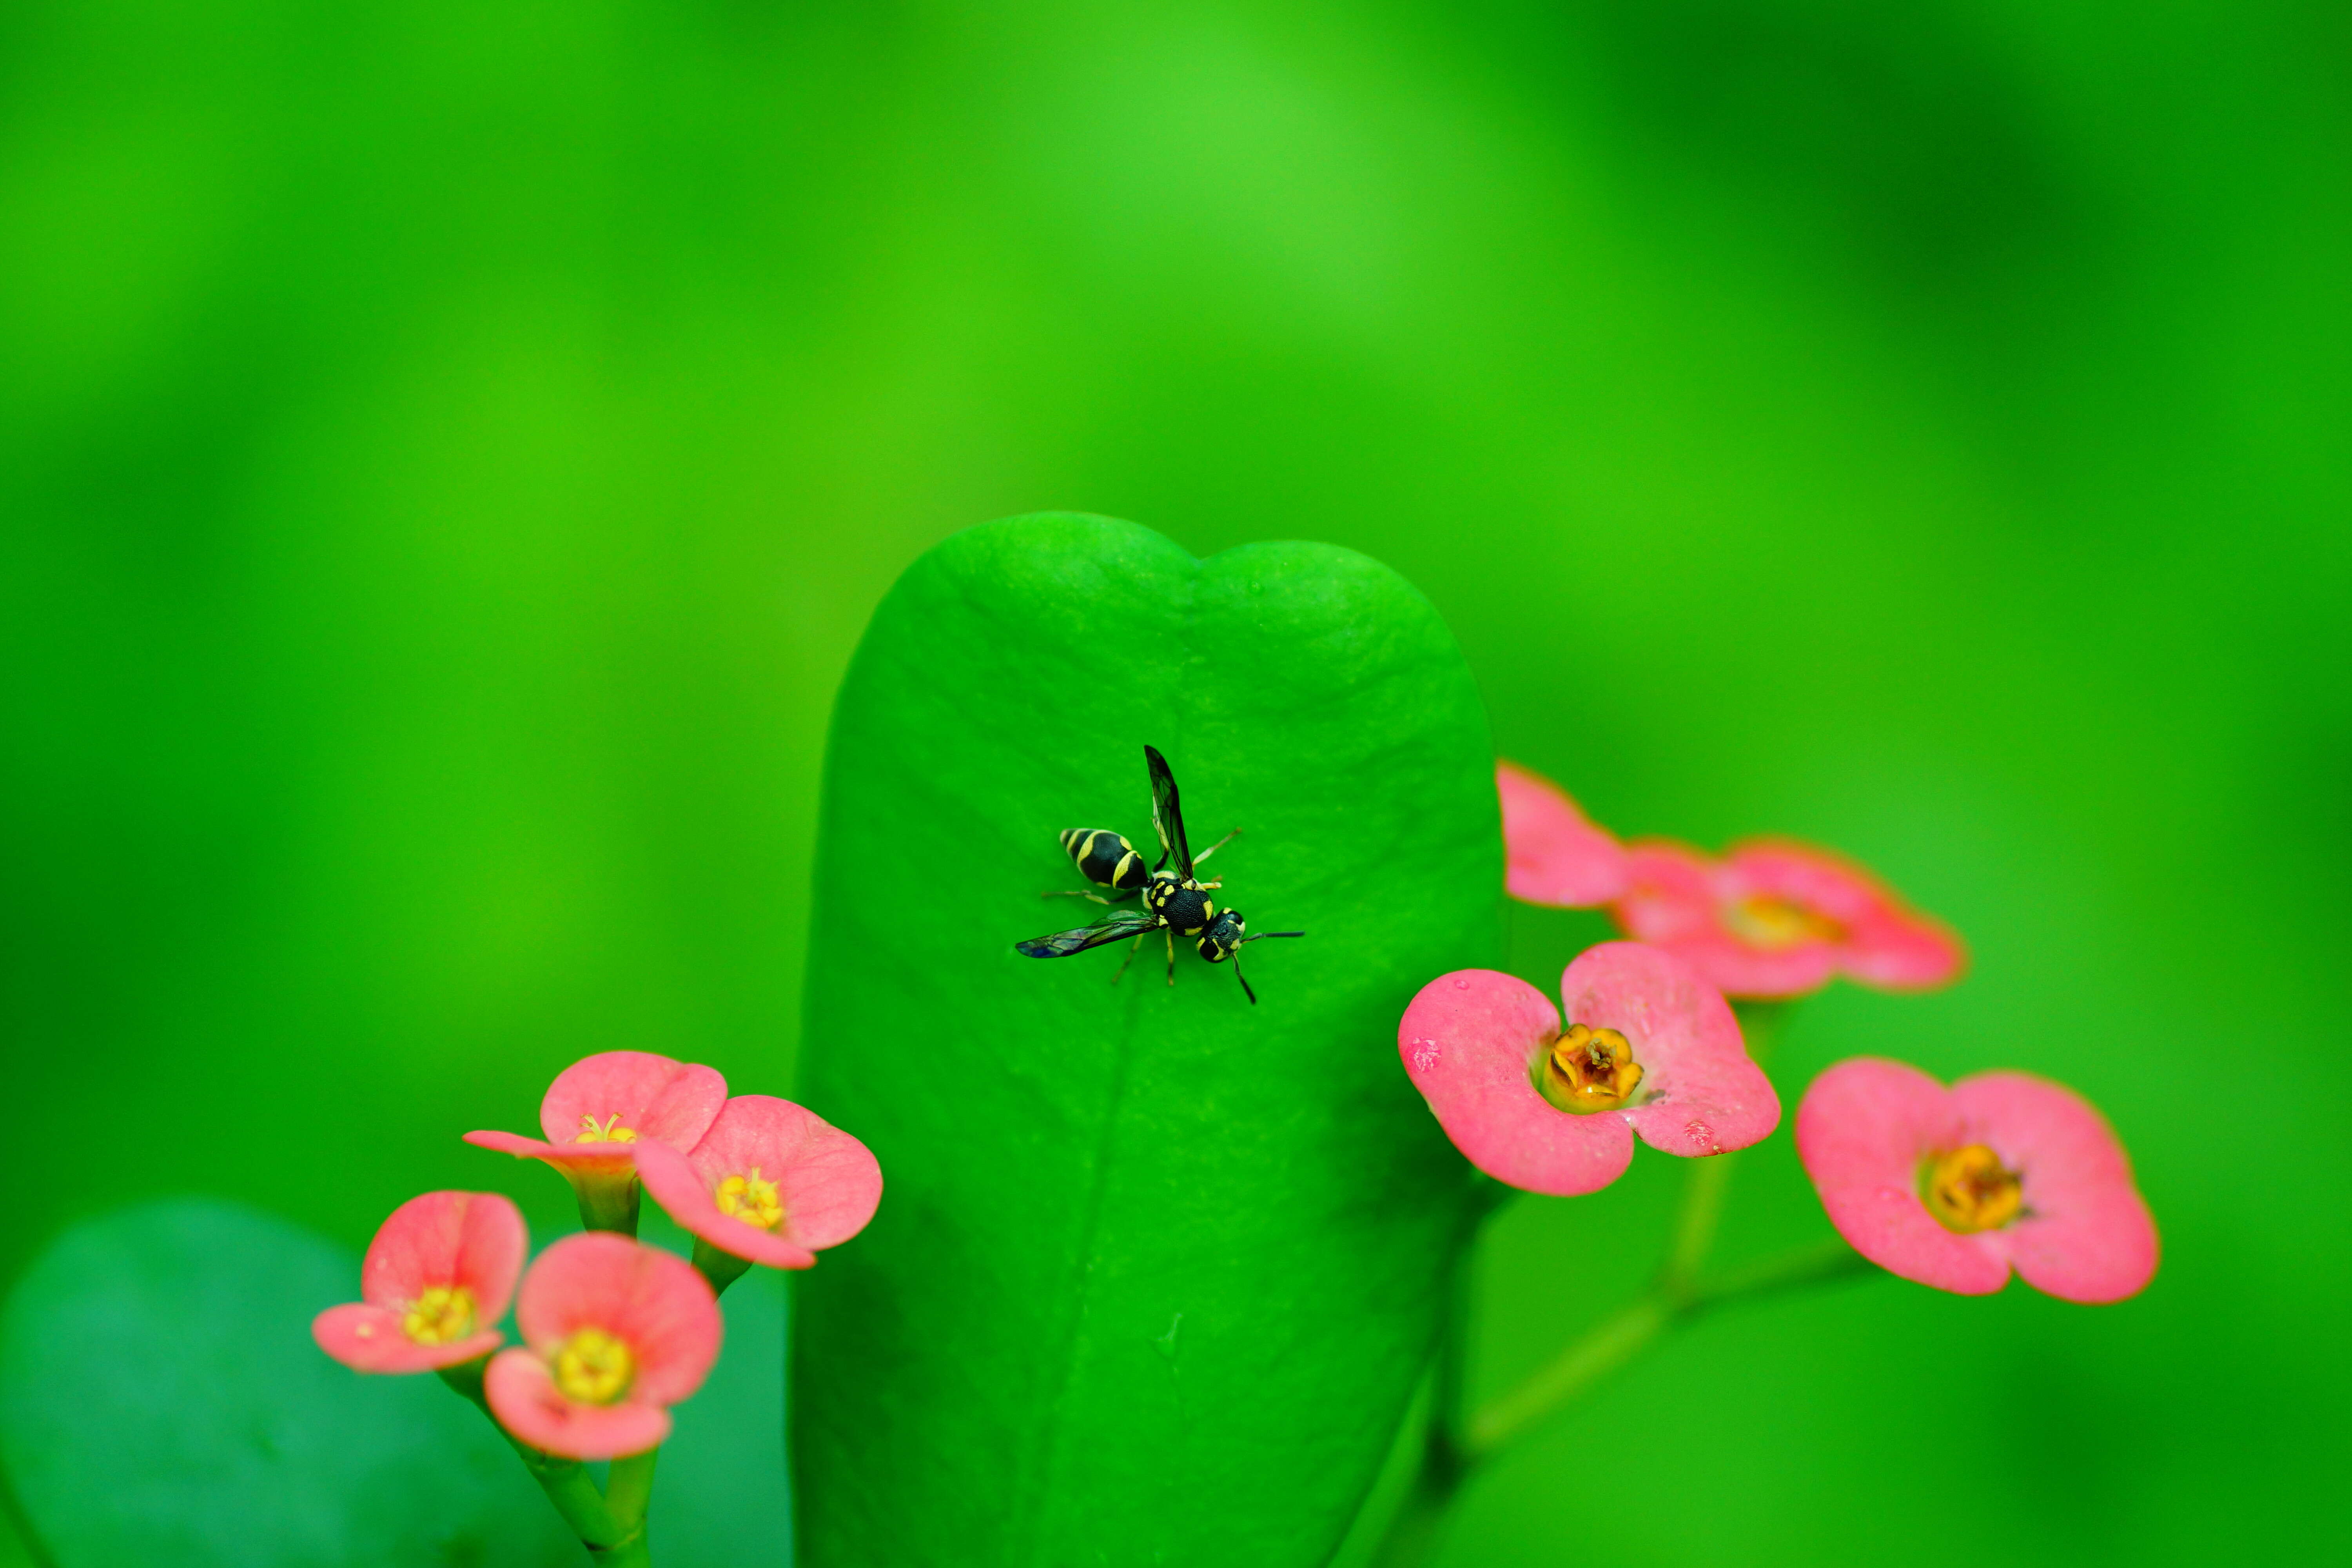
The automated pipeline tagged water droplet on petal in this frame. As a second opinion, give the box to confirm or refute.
[1684,1118,1719,1153]
[1410,1043,1442,1073]
[1452,976,1471,991]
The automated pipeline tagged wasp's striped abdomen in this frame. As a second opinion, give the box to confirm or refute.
[1060,828,1151,892]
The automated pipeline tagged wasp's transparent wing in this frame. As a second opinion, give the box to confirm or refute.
[1142,743,1192,878]
[1014,909,1161,958]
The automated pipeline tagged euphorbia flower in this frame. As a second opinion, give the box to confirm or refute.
[1612,838,1964,999]
[313,1191,526,1373]
[635,1095,882,1272]
[1398,942,1780,1196]
[465,1051,727,1229]
[1796,1058,2157,1303]
[1497,760,1629,907]
[483,1232,722,1459]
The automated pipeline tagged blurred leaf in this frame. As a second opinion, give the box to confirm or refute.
[0,1198,575,1568]
[792,514,1501,1565]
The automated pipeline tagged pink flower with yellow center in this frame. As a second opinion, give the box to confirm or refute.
[312,1191,526,1374]
[482,1232,723,1459]
[465,1051,728,1228]
[1796,1058,2158,1302]
[1611,838,1965,999]
[1397,942,1780,1196]
[1497,760,1629,908]
[635,1095,882,1270]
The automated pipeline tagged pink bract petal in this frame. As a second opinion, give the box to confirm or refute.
[537,1051,728,1148]
[359,1190,527,1323]
[1795,1058,2007,1294]
[1401,969,1632,1195]
[312,1303,501,1375]
[1949,1072,2157,1304]
[514,1232,721,1406]
[1497,761,1629,907]
[484,1348,673,1459]
[1562,942,1780,1158]
[1397,944,1777,1196]
[1613,838,1964,998]
[1613,840,1840,998]
[464,1051,727,1180]
[1727,840,1966,993]
[637,1095,882,1269]
[1796,1059,2156,1302]
[312,1191,526,1374]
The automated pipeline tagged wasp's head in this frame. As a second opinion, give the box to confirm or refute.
[1196,909,1248,961]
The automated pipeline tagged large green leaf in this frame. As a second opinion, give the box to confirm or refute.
[0,1199,794,1568]
[0,1198,577,1568]
[792,514,1500,1566]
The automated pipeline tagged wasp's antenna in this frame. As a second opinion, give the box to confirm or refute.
[1232,951,1258,1005]
[1245,931,1305,943]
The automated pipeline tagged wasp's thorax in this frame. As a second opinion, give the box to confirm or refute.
[1146,873,1217,935]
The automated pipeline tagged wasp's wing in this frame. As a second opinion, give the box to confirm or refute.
[1143,743,1192,878]
[1015,909,1161,958]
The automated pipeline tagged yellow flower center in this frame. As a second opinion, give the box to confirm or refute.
[401,1284,477,1345]
[1725,894,1844,951]
[554,1328,636,1404]
[1921,1144,2024,1233]
[575,1113,637,1143]
[1535,1024,1644,1114]
[715,1168,784,1230]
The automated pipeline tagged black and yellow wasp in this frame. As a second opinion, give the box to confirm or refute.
[1015,745,1303,1004]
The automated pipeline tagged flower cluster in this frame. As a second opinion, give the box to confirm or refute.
[316,1051,882,1460]
[1394,760,2154,1305]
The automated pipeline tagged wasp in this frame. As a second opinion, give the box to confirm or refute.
[1016,745,1303,1004]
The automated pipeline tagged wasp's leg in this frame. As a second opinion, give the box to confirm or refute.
[1042,888,1113,904]
[1191,828,1241,868]
[1165,929,1178,986]
[1111,931,1149,986]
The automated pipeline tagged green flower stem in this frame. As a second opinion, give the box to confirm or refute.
[593,1449,661,1567]
[1658,1152,1738,1298]
[1656,1002,1800,1300]
[690,1238,753,1299]
[436,1359,639,1558]
[1731,998,1794,1069]
[1463,1294,1670,1460]
[1366,1240,1873,1566]
[1467,1237,1874,1462]
[574,1174,643,1236]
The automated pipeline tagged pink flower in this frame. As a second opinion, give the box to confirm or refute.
[483,1232,723,1459]
[1612,838,1965,999]
[635,1095,882,1270]
[465,1051,728,1226]
[313,1191,526,1374]
[1497,761,1629,907]
[1397,942,1780,1196]
[1795,1058,2158,1303]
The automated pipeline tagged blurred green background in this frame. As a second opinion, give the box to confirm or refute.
[4,0,2347,1563]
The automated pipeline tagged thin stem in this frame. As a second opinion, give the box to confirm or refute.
[1464,1295,1669,1460]
[593,1449,661,1567]
[1658,1152,1737,1300]
[437,1360,627,1552]
[691,1238,753,1300]
[1691,1236,1874,1307]
[1731,999,1793,1071]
